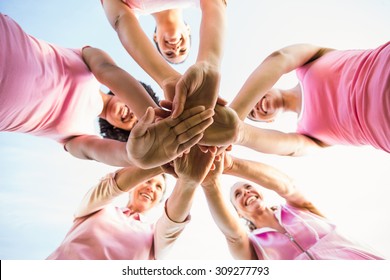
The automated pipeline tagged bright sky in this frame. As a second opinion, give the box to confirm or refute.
[0,0,390,260]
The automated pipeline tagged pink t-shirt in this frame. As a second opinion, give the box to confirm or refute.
[296,42,390,152]
[47,172,189,260]
[0,14,102,144]
[249,204,383,260]
[118,0,199,15]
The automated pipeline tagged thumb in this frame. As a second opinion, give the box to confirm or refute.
[130,107,155,138]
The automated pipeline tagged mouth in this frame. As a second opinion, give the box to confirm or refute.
[120,105,133,122]
[259,96,268,115]
[245,195,258,206]
[140,193,152,201]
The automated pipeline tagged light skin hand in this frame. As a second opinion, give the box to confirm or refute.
[199,104,242,147]
[126,106,214,169]
[172,61,227,118]
[173,145,216,184]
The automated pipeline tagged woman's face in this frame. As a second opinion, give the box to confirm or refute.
[105,95,138,131]
[230,182,266,217]
[247,88,284,123]
[154,23,191,64]
[129,175,166,213]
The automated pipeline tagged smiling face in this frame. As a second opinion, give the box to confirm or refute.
[105,95,138,131]
[230,182,266,219]
[128,175,166,213]
[247,88,284,123]
[154,23,191,64]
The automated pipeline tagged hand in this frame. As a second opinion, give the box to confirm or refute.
[173,146,216,184]
[126,106,214,169]
[199,105,241,147]
[202,151,225,188]
[161,74,181,103]
[172,61,226,118]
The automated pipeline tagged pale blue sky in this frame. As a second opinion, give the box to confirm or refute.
[1,0,390,260]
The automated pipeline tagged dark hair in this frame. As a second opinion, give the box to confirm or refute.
[154,25,191,65]
[98,82,160,142]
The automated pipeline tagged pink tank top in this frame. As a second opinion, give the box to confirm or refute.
[0,14,102,144]
[296,42,390,152]
[249,204,383,260]
[119,0,199,15]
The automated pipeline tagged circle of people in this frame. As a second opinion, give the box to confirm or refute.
[0,0,388,260]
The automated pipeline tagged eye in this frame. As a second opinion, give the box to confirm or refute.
[179,48,187,54]
[165,51,174,58]
[156,184,162,191]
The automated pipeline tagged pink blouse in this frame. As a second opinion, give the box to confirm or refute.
[249,204,384,260]
[296,42,390,152]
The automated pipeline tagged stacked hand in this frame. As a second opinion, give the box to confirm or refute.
[126,106,214,169]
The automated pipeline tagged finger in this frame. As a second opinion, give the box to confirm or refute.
[176,133,204,155]
[154,107,171,119]
[172,76,192,118]
[175,118,214,143]
[172,92,187,119]
[207,146,217,154]
[171,109,214,135]
[226,145,233,151]
[198,145,209,153]
[129,107,155,138]
[159,100,173,111]
[216,96,229,106]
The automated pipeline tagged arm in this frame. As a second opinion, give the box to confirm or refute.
[64,135,132,167]
[75,164,163,218]
[171,0,227,117]
[82,46,158,118]
[154,146,215,259]
[230,44,333,119]
[201,153,257,260]
[101,0,180,89]
[199,104,325,156]
[236,122,327,156]
[224,154,324,217]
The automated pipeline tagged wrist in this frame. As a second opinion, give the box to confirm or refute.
[234,120,246,146]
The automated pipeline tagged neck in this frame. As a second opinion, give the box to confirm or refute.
[280,84,302,114]
[250,207,284,232]
[152,9,183,27]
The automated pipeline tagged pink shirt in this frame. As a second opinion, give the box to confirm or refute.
[118,0,200,15]
[0,14,102,144]
[47,172,189,260]
[296,42,390,152]
[249,204,383,260]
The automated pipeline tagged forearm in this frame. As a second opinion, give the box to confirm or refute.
[102,0,178,86]
[230,55,286,120]
[202,181,255,259]
[65,135,132,167]
[236,122,319,156]
[114,165,163,192]
[83,47,158,117]
[224,156,295,197]
[166,179,198,223]
[197,0,227,67]
[116,15,179,86]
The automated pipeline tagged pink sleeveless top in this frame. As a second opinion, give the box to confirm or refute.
[0,14,102,144]
[119,0,199,15]
[296,42,390,152]
[249,204,383,260]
